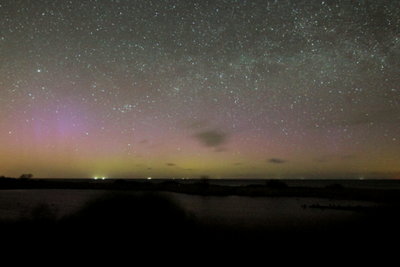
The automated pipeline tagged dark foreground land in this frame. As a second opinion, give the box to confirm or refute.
[1,177,400,257]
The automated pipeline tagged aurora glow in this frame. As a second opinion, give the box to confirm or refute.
[0,0,399,179]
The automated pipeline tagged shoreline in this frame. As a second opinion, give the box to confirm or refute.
[1,177,400,204]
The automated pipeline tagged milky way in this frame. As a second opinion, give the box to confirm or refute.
[0,0,399,179]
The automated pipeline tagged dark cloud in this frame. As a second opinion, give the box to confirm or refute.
[233,162,242,166]
[166,163,176,167]
[268,158,286,164]
[194,130,228,147]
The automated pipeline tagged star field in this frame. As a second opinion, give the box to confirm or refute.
[0,0,399,179]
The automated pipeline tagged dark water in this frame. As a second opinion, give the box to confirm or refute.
[168,192,378,230]
[0,190,105,220]
[0,189,377,231]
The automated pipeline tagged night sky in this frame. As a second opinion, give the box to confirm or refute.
[0,0,399,179]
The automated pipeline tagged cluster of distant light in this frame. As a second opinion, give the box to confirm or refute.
[93,176,107,180]
[92,176,194,180]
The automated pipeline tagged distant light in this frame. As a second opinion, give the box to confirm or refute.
[102,177,106,180]
[147,177,152,180]
[93,177,98,180]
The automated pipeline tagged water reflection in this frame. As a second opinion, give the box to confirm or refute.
[166,193,377,230]
[0,190,378,225]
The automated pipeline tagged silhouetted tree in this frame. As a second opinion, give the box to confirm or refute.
[19,174,33,179]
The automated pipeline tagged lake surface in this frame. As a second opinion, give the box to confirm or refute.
[0,189,378,230]
[0,190,105,220]
[169,192,377,230]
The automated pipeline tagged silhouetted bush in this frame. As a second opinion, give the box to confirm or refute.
[63,192,194,242]
[19,174,33,179]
